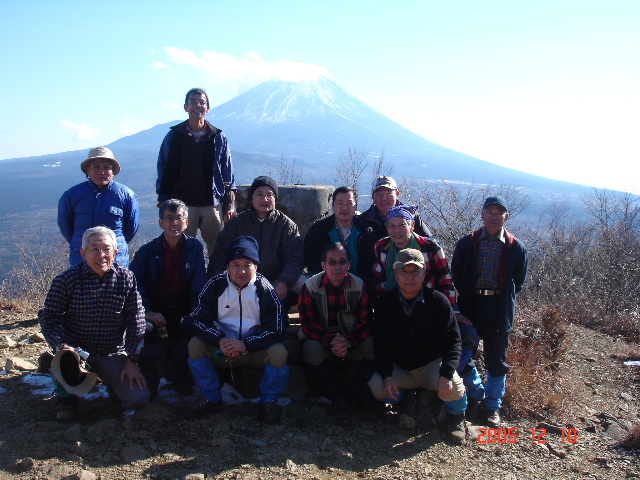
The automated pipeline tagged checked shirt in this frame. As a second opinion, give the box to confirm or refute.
[39,262,145,356]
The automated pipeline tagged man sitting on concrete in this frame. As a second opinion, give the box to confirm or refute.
[303,186,368,278]
[186,236,289,424]
[39,226,149,421]
[208,176,305,310]
[369,248,468,444]
[130,199,207,396]
[298,242,374,418]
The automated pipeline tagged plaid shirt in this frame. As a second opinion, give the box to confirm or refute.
[298,273,372,348]
[373,233,458,310]
[39,262,145,356]
[474,229,504,289]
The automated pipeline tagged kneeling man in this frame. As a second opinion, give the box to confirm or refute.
[187,236,289,424]
[369,248,468,444]
[39,226,149,421]
[298,242,374,418]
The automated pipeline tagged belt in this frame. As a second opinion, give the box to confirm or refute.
[475,289,500,295]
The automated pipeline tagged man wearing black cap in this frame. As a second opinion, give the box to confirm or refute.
[208,175,305,309]
[186,236,289,424]
[156,88,236,255]
[451,196,528,428]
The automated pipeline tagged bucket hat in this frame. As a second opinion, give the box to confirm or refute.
[80,147,121,175]
[51,349,99,396]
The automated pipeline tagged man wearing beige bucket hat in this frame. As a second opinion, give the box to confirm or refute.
[58,146,139,267]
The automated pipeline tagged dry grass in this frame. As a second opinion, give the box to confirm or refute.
[503,305,572,421]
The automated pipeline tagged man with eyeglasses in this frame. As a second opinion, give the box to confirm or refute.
[40,226,150,421]
[369,248,468,444]
[129,199,207,396]
[208,176,305,310]
[58,146,139,267]
[303,186,368,278]
[298,242,374,419]
[156,87,236,255]
[451,196,528,428]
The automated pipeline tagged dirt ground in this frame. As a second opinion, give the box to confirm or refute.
[1,306,639,480]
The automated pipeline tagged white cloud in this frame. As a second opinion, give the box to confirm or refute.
[163,47,331,83]
[60,119,100,141]
[148,61,169,69]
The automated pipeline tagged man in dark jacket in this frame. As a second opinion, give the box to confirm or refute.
[156,88,236,255]
[187,236,289,424]
[451,196,528,428]
[303,186,368,277]
[208,176,305,310]
[369,248,467,444]
[130,199,207,396]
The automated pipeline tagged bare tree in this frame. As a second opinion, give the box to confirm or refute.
[266,154,303,185]
[369,149,393,191]
[333,144,370,190]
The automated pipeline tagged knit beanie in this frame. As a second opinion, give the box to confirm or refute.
[385,204,418,223]
[226,236,260,265]
[249,176,278,200]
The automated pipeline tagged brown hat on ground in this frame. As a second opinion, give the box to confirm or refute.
[80,147,121,175]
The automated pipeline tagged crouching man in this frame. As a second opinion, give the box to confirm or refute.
[186,236,289,424]
[368,249,468,444]
[39,226,150,421]
[298,242,374,419]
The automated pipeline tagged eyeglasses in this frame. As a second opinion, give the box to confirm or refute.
[87,247,113,255]
[253,192,276,199]
[396,270,422,278]
[325,258,348,266]
[484,211,507,218]
[89,164,114,171]
[374,192,395,198]
[187,100,207,107]
[163,216,187,223]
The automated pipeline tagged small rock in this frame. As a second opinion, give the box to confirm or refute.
[0,335,17,349]
[586,357,597,362]
[242,475,257,480]
[18,333,32,342]
[398,414,416,429]
[66,453,83,462]
[547,443,568,459]
[286,459,297,472]
[19,457,35,472]
[67,471,98,480]
[183,475,205,480]
[621,392,634,401]
[5,357,37,371]
[29,332,46,343]
[604,422,628,441]
[120,445,147,463]
[134,403,172,421]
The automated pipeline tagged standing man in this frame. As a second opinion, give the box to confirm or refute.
[58,147,139,267]
[303,186,368,277]
[40,227,149,421]
[298,242,374,418]
[369,249,467,444]
[156,87,236,254]
[130,199,208,396]
[186,236,289,424]
[451,196,528,427]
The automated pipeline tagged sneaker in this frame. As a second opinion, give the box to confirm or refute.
[445,412,466,444]
[184,396,221,419]
[486,410,501,428]
[257,401,281,425]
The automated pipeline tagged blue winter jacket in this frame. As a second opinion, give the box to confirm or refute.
[129,233,208,311]
[58,180,139,267]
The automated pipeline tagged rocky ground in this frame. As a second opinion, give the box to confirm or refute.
[1,306,639,480]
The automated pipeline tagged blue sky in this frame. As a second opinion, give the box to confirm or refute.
[1,0,638,192]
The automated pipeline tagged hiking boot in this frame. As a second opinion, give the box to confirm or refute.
[257,401,281,425]
[56,396,79,422]
[184,396,221,419]
[445,412,466,444]
[486,410,501,428]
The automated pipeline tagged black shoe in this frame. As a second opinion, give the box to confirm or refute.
[445,412,466,444]
[184,396,220,419]
[258,401,281,425]
[485,410,501,428]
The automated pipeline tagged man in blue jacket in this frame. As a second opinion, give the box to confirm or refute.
[186,236,289,424]
[58,147,139,267]
[156,88,236,255]
[451,196,528,428]
[129,199,207,396]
